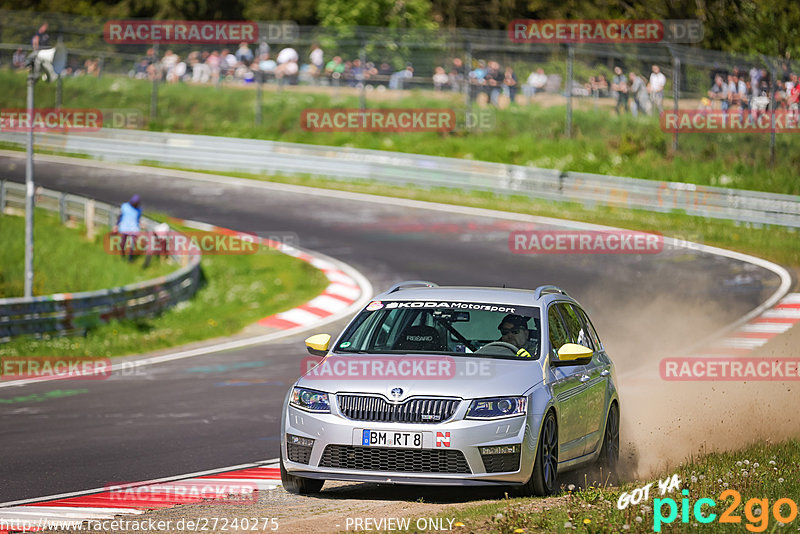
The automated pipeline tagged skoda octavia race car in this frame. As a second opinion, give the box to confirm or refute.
[280,281,619,495]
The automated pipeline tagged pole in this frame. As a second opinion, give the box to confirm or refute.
[255,70,263,126]
[566,45,573,138]
[55,75,62,108]
[464,42,472,107]
[24,70,35,297]
[672,55,680,153]
[359,40,367,111]
[150,43,159,121]
[762,56,777,169]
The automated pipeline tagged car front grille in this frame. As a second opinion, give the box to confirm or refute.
[481,452,521,473]
[319,445,471,474]
[337,395,460,424]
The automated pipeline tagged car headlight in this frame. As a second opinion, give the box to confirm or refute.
[466,396,527,419]
[290,387,330,413]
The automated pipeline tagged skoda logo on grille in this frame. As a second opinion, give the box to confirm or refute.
[390,387,404,399]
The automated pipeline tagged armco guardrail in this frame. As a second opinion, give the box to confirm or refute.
[1,129,799,227]
[0,181,201,341]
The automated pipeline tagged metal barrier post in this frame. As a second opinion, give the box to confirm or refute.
[59,192,67,223]
[85,198,95,239]
[0,179,5,215]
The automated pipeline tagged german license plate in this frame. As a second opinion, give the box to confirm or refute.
[362,429,423,448]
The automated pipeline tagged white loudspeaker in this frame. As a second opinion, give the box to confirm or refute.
[27,39,67,81]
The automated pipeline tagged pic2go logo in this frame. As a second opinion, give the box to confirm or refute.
[653,489,799,532]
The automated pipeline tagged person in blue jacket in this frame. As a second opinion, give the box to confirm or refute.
[114,194,142,262]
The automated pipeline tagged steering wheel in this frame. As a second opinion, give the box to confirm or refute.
[477,341,520,354]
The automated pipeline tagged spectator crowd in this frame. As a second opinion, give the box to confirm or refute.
[6,24,798,117]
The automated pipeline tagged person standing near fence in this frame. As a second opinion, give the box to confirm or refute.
[611,66,628,115]
[648,65,666,114]
[31,22,49,51]
[628,71,650,117]
[114,194,142,262]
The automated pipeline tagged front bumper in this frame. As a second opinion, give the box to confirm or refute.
[282,403,543,485]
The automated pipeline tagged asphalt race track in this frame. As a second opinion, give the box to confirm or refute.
[0,153,783,503]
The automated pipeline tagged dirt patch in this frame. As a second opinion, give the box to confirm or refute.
[618,320,800,479]
[65,481,533,534]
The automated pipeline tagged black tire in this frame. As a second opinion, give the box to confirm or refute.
[598,402,620,483]
[518,410,558,496]
[280,455,324,494]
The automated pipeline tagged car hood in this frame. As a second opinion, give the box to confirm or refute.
[296,353,546,399]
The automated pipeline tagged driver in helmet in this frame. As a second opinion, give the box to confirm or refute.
[498,314,536,358]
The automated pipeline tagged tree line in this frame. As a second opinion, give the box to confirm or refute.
[2,0,798,59]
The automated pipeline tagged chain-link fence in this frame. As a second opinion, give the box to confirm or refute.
[2,9,797,168]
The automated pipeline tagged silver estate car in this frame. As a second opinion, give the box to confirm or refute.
[280,282,619,496]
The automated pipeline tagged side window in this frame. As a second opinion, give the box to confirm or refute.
[547,305,570,356]
[575,306,603,350]
[559,303,595,350]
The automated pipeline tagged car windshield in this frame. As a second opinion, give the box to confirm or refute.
[335,300,542,360]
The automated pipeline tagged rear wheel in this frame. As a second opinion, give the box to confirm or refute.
[518,410,558,496]
[280,454,324,494]
[598,403,620,482]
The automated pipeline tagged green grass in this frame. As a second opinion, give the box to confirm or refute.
[160,168,800,269]
[0,240,329,358]
[0,213,330,357]
[2,70,800,195]
[0,209,174,297]
[395,439,800,533]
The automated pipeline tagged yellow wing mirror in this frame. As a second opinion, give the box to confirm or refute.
[305,334,331,357]
[554,343,593,366]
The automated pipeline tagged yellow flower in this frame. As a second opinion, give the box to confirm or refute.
[514,529,525,533]
[583,518,592,524]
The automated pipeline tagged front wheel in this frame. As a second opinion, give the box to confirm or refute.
[280,454,324,494]
[518,411,558,496]
[598,403,620,483]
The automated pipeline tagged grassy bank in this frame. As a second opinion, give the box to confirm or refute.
[0,209,173,297]
[1,70,799,195]
[0,217,329,357]
[411,439,800,533]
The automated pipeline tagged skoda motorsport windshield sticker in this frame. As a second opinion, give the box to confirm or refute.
[369,301,539,316]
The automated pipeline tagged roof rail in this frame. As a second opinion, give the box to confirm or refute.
[534,285,568,300]
[386,280,439,293]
